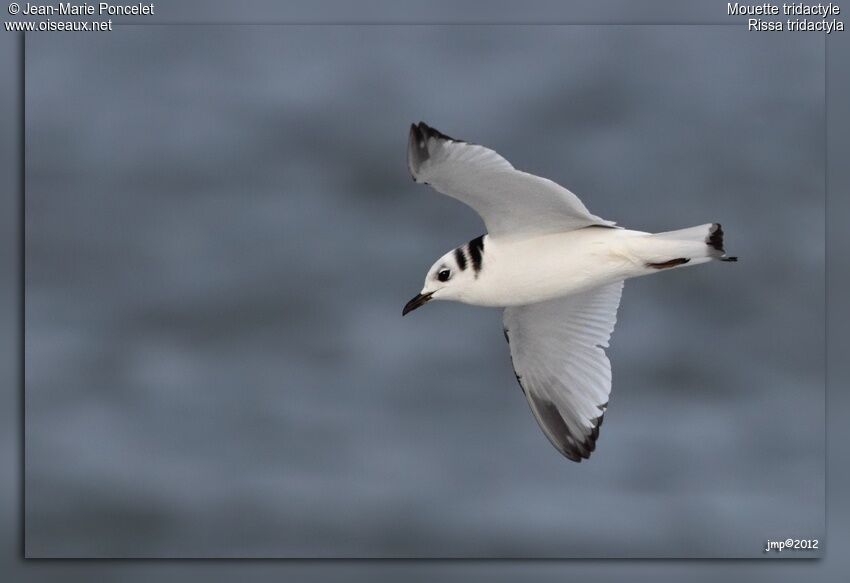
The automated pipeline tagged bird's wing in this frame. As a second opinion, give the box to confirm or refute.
[502,282,624,461]
[407,122,616,240]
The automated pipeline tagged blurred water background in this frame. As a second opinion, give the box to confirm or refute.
[24,26,823,557]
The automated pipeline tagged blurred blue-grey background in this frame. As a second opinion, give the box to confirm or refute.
[24,26,823,557]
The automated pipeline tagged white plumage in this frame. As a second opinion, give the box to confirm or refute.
[403,122,736,461]
[407,123,615,239]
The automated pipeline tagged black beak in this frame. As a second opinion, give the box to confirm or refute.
[402,292,433,316]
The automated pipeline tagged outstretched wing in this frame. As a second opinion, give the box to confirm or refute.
[502,282,624,461]
[407,122,615,240]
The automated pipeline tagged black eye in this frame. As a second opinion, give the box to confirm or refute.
[437,269,451,282]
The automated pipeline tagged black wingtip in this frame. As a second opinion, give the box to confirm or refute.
[408,121,464,179]
[413,121,461,143]
[409,122,423,144]
[527,393,602,462]
[407,123,429,177]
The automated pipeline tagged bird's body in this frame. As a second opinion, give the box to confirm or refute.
[444,227,709,307]
[402,122,736,462]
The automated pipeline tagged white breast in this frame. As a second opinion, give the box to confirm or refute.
[459,228,647,307]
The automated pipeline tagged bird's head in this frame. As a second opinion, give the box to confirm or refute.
[403,246,478,315]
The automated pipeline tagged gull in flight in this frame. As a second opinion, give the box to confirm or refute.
[403,122,736,462]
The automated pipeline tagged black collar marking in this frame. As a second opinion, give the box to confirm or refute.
[467,235,485,273]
